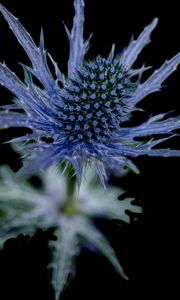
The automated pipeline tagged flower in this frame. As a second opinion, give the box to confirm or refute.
[0,165,141,299]
[0,1,180,187]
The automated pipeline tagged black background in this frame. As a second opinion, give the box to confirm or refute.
[0,0,180,299]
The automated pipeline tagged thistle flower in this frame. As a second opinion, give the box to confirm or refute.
[0,165,141,299]
[0,1,180,186]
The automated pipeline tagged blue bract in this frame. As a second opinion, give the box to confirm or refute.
[0,0,180,187]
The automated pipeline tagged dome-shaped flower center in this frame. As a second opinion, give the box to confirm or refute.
[60,56,136,144]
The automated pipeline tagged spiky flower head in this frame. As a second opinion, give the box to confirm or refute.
[0,1,180,186]
[0,165,141,299]
[61,56,136,145]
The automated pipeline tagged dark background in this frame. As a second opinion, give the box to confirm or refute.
[0,0,180,299]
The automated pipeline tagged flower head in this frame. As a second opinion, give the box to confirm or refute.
[0,1,180,186]
[61,56,136,145]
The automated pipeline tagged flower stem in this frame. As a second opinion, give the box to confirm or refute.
[61,162,77,215]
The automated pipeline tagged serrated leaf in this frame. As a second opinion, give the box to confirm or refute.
[50,219,79,300]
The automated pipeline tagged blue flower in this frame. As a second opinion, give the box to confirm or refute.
[0,0,180,186]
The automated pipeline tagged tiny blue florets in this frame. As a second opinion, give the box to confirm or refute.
[60,57,135,144]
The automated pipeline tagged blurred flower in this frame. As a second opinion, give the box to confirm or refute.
[0,165,141,299]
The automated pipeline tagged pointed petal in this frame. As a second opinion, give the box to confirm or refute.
[130,64,152,78]
[130,53,180,107]
[108,44,116,60]
[0,4,60,91]
[0,62,26,96]
[128,115,180,137]
[0,4,37,65]
[68,155,84,189]
[97,149,140,175]
[16,144,69,178]
[0,114,31,129]
[95,160,107,189]
[7,132,50,144]
[49,222,79,300]
[0,103,20,110]
[66,0,92,77]
[0,63,60,121]
[121,18,158,68]
[48,53,65,85]
[0,63,46,118]
[99,137,180,159]
[77,217,128,280]
[133,147,180,158]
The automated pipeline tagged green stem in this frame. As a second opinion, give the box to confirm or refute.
[61,162,77,215]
